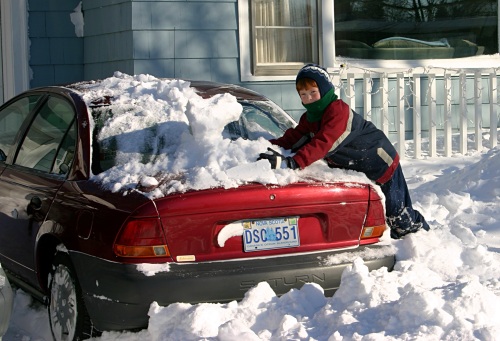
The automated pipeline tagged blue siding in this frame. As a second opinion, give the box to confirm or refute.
[28,0,83,87]
[83,0,243,87]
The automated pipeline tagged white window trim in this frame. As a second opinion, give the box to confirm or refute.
[240,0,500,81]
[238,0,335,82]
[1,0,30,102]
[328,1,500,73]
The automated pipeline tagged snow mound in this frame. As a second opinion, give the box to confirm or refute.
[75,72,371,198]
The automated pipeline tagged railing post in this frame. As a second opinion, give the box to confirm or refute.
[474,71,483,151]
[413,74,422,158]
[428,74,437,157]
[490,72,498,148]
[363,74,372,121]
[380,74,389,136]
[347,73,356,110]
[459,72,468,154]
[397,74,405,159]
[444,73,452,157]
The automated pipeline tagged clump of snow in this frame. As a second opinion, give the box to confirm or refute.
[70,2,84,37]
[75,72,371,198]
[136,263,170,277]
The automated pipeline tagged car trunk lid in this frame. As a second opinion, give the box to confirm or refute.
[154,182,376,263]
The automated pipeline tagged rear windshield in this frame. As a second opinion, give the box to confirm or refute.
[91,100,295,174]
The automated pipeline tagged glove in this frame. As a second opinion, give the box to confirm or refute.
[257,148,299,170]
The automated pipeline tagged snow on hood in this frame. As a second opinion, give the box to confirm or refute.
[75,72,372,198]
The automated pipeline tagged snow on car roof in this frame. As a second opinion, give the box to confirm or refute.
[72,72,371,198]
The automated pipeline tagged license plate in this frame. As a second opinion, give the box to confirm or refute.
[243,217,300,252]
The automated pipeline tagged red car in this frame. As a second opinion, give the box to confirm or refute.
[0,78,394,340]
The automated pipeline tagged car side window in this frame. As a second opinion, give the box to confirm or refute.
[14,96,76,175]
[0,95,42,161]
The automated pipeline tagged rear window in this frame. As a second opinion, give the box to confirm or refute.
[91,100,295,174]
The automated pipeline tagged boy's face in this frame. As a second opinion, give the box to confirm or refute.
[298,86,321,105]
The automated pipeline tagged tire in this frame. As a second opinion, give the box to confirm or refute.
[48,253,97,341]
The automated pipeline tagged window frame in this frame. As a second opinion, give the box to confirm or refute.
[13,95,77,176]
[239,0,335,81]
[239,0,500,81]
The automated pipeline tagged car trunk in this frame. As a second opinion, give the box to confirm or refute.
[154,182,375,263]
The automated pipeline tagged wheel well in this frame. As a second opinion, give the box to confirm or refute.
[36,234,64,292]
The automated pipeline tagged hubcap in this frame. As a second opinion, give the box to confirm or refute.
[50,264,77,341]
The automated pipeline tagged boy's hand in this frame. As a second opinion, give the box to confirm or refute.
[257,148,298,169]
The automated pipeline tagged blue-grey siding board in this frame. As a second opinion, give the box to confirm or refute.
[45,12,78,37]
[173,59,219,80]
[133,31,175,59]
[28,0,84,88]
[50,38,84,64]
[31,66,55,88]
[173,58,241,83]
[174,31,238,58]
[28,12,47,37]
[30,38,51,65]
[84,60,135,81]
[84,32,134,63]
[29,0,81,11]
[54,65,85,84]
[131,2,153,30]
[84,0,130,9]
[83,4,132,36]
[149,3,237,30]
[207,58,241,83]
[133,59,175,76]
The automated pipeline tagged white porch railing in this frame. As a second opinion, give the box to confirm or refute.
[331,66,500,159]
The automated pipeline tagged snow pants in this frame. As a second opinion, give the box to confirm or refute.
[379,165,429,239]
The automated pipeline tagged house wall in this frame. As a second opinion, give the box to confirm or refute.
[82,0,299,118]
[26,0,499,144]
[28,0,84,87]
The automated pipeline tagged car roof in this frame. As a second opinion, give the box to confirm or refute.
[64,79,267,103]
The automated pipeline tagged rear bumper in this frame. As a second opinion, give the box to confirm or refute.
[70,245,395,332]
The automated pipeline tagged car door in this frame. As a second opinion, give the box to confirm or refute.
[0,93,77,285]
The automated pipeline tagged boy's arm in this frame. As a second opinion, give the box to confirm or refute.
[269,114,309,150]
[292,101,353,169]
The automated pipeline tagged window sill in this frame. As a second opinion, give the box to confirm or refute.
[332,54,500,75]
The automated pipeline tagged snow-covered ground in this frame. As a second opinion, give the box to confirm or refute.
[2,73,500,340]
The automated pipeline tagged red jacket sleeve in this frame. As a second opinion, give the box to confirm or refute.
[292,100,352,169]
[269,113,311,150]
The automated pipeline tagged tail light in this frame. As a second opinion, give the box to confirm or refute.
[114,218,171,258]
[360,198,387,244]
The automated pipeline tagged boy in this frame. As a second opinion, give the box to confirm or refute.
[258,64,429,239]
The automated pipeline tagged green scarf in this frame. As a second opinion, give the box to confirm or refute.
[303,88,338,122]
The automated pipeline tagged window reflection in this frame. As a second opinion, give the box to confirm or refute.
[335,0,498,59]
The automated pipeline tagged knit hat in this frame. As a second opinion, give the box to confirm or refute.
[296,64,333,98]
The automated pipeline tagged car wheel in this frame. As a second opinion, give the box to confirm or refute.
[48,253,95,341]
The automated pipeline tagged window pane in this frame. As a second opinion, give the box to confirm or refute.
[52,121,76,175]
[0,95,42,161]
[252,0,318,74]
[335,0,498,60]
[15,96,76,172]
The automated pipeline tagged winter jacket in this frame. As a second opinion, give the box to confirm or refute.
[270,99,399,184]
